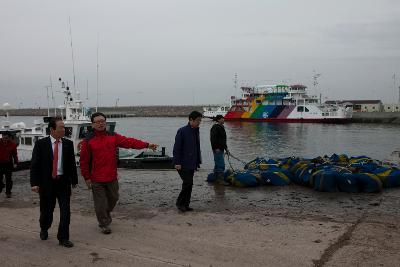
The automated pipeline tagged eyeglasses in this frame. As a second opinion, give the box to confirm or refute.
[93,120,106,124]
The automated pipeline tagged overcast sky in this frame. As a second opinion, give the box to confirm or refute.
[1,0,399,108]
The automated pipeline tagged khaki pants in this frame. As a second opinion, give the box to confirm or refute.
[92,180,119,227]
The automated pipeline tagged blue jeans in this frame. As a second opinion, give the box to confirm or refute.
[213,150,225,173]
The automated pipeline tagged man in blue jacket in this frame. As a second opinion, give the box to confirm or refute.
[173,111,202,212]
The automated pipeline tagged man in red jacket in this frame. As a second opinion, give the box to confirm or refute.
[0,132,18,198]
[80,112,158,234]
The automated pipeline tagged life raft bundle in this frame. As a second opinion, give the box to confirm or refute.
[206,154,400,193]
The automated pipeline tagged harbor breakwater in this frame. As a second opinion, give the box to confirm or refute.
[0,105,203,118]
[1,106,400,123]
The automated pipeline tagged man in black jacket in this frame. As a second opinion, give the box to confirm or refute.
[210,115,228,184]
[173,111,202,212]
[30,117,78,248]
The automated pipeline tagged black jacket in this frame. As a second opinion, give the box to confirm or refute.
[210,123,227,151]
[173,124,202,170]
[30,136,78,195]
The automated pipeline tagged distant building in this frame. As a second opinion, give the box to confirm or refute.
[325,100,383,112]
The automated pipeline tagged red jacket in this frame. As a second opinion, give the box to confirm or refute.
[0,139,18,164]
[79,131,149,183]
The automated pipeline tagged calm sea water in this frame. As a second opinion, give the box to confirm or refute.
[3,116,399,170]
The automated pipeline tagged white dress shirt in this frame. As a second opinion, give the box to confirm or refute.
[50,135,63,175]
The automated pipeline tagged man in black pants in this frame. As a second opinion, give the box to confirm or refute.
[173,111,202,212]
[0,131,18,198]
[210,115,229,185]
[30,117,78,248]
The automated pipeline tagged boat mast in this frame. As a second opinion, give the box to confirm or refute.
[96,33,99,112]
[69,17,77,100]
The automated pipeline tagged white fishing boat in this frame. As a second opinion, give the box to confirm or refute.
[1,81,173,169]
[1,81,116,165]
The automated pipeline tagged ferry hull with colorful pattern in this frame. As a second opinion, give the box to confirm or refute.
[224,104,351,123]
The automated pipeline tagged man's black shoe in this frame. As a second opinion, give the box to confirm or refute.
[185,207,194,211]
[176,205,186,212]
[59,240,74,248]
[40,230,48,240]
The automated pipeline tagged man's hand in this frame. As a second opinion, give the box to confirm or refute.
[85,179,92,190]
[31,186,39,193]
[13,163,17,169]
[214,149,221,153]
[175,165,182,170]
[72,184,77,189]
[148,143,158,151]
[225,149,230,155]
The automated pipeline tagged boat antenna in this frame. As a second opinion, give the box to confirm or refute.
[96,33,99,112]
[50,76,57,116]
[393,73,398,103]
[312,70,322,103]
[86,79,89,101]
[51,86,56,116]
[69,17,77,98]
[234,73,238,97]
[45,85,51,117]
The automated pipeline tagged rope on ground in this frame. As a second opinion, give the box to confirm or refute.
[226,151,247,171]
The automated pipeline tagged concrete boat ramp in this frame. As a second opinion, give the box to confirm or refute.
[0,168,399,266]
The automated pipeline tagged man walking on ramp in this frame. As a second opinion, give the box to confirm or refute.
[80,112,158,234]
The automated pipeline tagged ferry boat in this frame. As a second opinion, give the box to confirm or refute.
[224,84,353,123]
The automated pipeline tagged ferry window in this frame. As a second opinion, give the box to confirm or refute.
[65,127,73,138]
[297,106,304,112]
[25,137,32,146]
[396,107,399,110]
[20,137,25,145]
[304,107,309,112]
[388,107,391,109]
[79,126,93,138]
[108,124,116,133]
[256,100,262,104]
[372,107,375,110]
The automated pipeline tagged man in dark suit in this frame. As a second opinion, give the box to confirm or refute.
[30,117,78,248]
